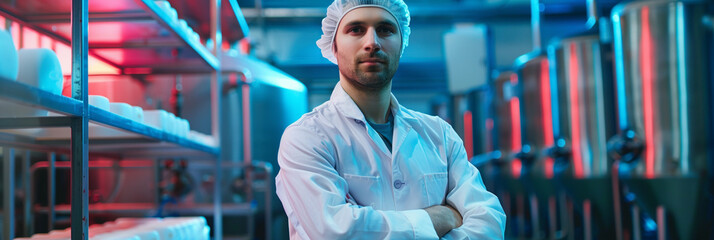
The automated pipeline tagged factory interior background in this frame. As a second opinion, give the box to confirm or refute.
[0,0,713,239]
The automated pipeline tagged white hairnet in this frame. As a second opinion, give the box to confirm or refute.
[317,0,411,64]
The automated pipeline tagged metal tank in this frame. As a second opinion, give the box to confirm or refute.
[221,51,308,240]
[547,28,619,240]
[612,0,709,177]
[515,52,552,177]
[182,51,308,240]
[548,33,616,179]
[493,71,523,175]
[492,70,533,238]
[610,0,711,239]
[465,86,496,165]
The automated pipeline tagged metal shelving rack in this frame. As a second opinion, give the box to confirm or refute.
[0,0,249,239]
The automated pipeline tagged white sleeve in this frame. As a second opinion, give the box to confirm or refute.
[440,121,507,240]
[275,124,439,240]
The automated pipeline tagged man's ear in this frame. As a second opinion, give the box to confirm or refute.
[332,36,338,53]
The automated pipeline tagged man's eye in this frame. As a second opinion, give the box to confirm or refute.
[377,27,396,34]
[348,27,364,34]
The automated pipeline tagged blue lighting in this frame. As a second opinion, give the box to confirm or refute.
[644,217,657,232]
[547,45,562,140]
[611,12,629,130]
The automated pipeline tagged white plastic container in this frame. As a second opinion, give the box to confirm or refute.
[17,48,64,95]
[144,110,172,133]
[154,0,178,22]
[89,95,111,111]
[109,102,134,120]
[1,48,64,117]
[133,106,145,123]
[180,119,190,138]
[168,113,178,136]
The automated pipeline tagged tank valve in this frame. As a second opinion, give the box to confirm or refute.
[607,129,644,164]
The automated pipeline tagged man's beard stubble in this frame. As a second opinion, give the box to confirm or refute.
[339,51,398,92]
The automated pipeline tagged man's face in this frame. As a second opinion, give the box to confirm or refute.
[334,7,401,91]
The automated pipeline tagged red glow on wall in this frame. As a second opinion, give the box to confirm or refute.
[0,16,5,30]
[511,158,523,179]
[40,35,53,49]
[544,157,554,179]
[509,74,523,178]
[464,110,474,160]
[640,7,656,179]
[509,74,522,151]
[11,22,20,49]
[22,28,40,49]
[540,59,555,179]
[540,60,554,146]
[239,37,251,55]
[511,99,522,151]
[568,43,585,179]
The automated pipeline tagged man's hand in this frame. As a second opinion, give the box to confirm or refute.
[424,204,463,237]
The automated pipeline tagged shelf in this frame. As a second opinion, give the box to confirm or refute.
[170,0,250,44]
[0,76,82,116]
[0,0,223,74]
[0,78,219,157]
[35,202,256,216]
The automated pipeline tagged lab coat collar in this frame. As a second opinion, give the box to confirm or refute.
[330,82,418,125]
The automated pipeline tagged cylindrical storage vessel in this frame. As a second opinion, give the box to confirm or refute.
[515,52,555,178]
[612,1,711,239]
[612,0,709,177]
[467,86,495,160]
[548,31,619,240]
[492,70,530,238]
[493,71,523,178]
[548,33,617,179]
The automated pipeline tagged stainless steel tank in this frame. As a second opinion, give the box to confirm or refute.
[492,70,529,238]
[466,86,495,161]
[612,0,709,177]
[515,51,554,178]
[493,71,522,176]
[221,52,308,240]
[547,29,619,240]
[611,0,711,239]
[548,34,617,179]
[514,52,558,240]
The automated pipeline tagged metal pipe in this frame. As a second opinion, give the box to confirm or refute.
[23,150,32,236]
[657,206,666,240]
[3,147,15,239]
[548,196,557,240]
[584,200,592,240]
[567,198,574,240]
[48,152,56,232]
[259,161,274,240]
[611,161,623,240]
[530,0,541,50]
[632,205,641,240]
[210,0,223,239]
[530,195,541,239]
[586,0,599,29]
[559,192,569,239]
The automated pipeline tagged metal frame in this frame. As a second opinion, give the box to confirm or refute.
[3,147,15,239]
[0,0,259,238]
[69,1,89,239]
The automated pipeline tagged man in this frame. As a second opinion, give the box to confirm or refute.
[275,0,506,239]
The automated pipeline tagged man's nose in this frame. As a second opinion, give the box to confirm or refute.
[363,28,381,53]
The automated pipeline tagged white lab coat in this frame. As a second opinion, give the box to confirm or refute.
[276,83,506,239]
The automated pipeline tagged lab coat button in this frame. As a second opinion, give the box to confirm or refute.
[394,180,404,189]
